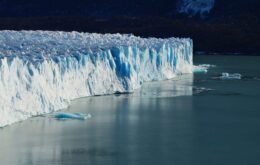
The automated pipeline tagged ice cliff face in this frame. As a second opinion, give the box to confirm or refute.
[0,31,193,127]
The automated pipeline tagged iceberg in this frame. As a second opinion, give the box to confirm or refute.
[0,31,193,127]
[220,73,242,80]
[193,64,215,73]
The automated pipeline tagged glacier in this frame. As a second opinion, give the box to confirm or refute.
[0,31,193,127]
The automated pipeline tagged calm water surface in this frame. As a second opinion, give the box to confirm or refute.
[1,55,260,165]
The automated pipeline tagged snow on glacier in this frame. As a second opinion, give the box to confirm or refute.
[0,30,193,127]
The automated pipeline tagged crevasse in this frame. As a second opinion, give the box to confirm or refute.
[0,31,193,127]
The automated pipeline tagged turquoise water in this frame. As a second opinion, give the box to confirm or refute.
[0,55,260,165]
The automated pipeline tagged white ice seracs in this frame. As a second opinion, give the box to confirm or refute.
[0,31,193,127]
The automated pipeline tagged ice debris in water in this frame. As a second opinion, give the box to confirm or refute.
[53,113,91,120]
[0,30,193,127]
[220,73,242,80]
[193,87,214,95]
[193,64,215,73]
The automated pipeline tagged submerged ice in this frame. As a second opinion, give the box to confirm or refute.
[0,31,193,127]
[53,113,91,120]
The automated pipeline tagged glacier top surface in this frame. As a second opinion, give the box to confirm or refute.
[0,31,191,61]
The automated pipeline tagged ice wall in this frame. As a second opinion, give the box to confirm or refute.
[0,31,193,127]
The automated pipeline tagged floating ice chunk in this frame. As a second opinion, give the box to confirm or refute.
[193,64,215,73]
[220,73,242,80]
[198,64,216,68]
[54,113,92,120]
[193,87,214,95]
[193,66,208,73]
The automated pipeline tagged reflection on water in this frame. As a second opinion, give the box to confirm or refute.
[132,74,194,98]
[1,55,260,165]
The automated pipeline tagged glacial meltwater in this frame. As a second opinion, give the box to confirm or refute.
[0,55,260,165]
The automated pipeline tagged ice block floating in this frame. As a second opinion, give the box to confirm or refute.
[0,31,193,127]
